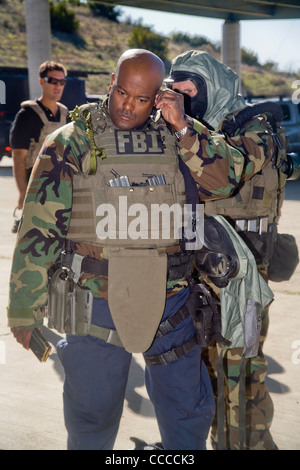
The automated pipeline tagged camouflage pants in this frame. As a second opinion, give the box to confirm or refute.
[202,303,278,450]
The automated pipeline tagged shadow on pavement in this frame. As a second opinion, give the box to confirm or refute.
[265,355,290,394]
[42,324,155,417]
[125,357,156,418]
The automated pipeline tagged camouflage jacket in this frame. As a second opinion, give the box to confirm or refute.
[7,101,274,328]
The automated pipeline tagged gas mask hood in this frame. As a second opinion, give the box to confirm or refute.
[165,50,246,130]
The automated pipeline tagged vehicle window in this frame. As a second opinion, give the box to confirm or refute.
[279,104,291,121]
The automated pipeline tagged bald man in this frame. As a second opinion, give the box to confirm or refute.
[8,49,266,450]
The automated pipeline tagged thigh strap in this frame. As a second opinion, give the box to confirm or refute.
[143,335,198,366]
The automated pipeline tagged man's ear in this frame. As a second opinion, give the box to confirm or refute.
[108,73,115,93]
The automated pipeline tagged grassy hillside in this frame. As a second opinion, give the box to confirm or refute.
[0,0,296,97]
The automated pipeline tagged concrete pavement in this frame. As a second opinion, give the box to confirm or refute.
[0,155,299,450]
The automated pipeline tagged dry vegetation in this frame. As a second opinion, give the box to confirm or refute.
[0,0,297,96]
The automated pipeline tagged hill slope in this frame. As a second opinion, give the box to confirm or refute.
[0,0,296,96]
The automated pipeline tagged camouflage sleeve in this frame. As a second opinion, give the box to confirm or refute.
[177,115,274,201]
[7,121,90,328]
[226,114,274,180]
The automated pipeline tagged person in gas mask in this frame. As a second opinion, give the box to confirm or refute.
[165,49,290,451]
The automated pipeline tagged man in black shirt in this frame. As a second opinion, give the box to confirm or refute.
[10,60,69,231]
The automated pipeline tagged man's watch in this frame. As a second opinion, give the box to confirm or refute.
[174,126,188,140]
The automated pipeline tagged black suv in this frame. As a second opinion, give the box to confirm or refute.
[274,98,300,155]
[0,67,91,161]
[0,72,28,161]
[0,108,13,161]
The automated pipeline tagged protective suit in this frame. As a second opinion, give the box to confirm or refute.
[166,50,282,450]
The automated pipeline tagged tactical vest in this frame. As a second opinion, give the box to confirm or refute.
[65,104,188,353]
[205,108,288,225]
[204,159,279,223]
[67,106,186,250]
[21,100,68,169]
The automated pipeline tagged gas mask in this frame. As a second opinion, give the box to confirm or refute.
[195,216,240,288]
[181,214,240,288]
[166,71,208,121]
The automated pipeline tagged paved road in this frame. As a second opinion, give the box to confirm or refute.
[0,156,299,450]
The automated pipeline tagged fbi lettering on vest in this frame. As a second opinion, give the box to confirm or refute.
[115,130,164,154]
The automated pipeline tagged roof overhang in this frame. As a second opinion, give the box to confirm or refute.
[100,1,300,21]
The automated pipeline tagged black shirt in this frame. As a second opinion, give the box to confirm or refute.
[9,99,62,149]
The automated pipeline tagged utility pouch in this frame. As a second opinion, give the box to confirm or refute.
[47,267,93,335]
[237,231,271,266]
[268,233,299,282]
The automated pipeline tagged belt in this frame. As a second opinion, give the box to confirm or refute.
[63,251,193,283]
[68,253,108,282]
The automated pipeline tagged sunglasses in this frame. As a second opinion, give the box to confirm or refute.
[43,76,66,86]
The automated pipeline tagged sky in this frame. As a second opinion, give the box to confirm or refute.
[119,6,300,73]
